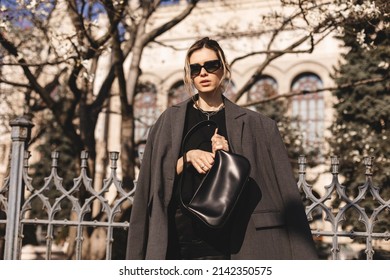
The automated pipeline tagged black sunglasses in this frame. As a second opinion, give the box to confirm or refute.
[190,60,221,77]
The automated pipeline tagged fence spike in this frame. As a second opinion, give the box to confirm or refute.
[363,156,374,177]
[80,150,89,169]
[331,155,339,175]
[51,151,60,168]
[109,151,119,170]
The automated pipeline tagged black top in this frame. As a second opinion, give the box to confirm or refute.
[183,101,228,143]
[180,102,228,202]
[166,99,230,260]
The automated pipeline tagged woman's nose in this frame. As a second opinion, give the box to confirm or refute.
[199,68,208,76]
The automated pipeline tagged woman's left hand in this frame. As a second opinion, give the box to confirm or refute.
[211,128,229,154]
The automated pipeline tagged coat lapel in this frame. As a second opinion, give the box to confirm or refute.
[224,97,247,154]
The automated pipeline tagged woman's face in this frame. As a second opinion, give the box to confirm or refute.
[189,48,223,95]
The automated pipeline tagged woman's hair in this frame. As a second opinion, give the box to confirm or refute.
[183,37,231,95]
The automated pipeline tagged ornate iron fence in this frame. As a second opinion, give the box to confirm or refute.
[0,116,389,260]
[0,117,135,260]
[297,155,390,260]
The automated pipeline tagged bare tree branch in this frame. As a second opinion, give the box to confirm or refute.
[0,78,31,89]
[241,76,389,107]
[0,32,56,108]
[142,0,200,44]
[232,22,335,103]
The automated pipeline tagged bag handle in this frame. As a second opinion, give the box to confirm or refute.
[180,120,218,164]
[179,120,218,207]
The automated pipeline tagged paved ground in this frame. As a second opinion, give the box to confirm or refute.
[21,244,67,260]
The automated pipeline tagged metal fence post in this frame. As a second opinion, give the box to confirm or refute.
[4,116,34,260]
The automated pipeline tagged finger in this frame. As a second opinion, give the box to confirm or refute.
[202,153,214,167]
[211,132,223,144]
[198,152,215,171]
[215,142,223,149]
[202,160,213,170]
[212,145,221,154]
[207,152,215,164]
[198,163,207,174]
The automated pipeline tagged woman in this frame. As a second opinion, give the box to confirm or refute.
[126,37,318,260]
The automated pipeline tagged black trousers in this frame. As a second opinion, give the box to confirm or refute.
[166,203,230,260]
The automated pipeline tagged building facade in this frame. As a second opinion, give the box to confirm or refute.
[102,0,343,170]
[1,0,344,186]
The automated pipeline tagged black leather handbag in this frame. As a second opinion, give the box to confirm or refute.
[179,120,251,228]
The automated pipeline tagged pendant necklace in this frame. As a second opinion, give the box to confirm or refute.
[194,101,225,120]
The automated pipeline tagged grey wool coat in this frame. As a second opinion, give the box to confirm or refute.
[126,96,319,260]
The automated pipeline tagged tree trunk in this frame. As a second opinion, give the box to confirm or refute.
[120,110,136,190]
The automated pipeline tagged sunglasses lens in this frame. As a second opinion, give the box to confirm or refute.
[204,60,221,73]
[190,64,201,77]
[189,60,221,77]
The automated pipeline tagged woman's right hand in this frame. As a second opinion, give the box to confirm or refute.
[185,149,215,174]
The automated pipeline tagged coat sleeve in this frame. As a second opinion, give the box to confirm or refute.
[268,121,319,259]
[126,123,157,259]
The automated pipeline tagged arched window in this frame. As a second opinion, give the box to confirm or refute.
[134,82,158,143]
[291,73,324,150]
[248,75,278,102]
[167,81,188,107]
